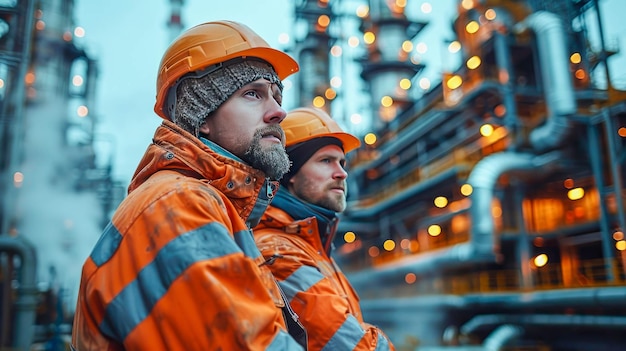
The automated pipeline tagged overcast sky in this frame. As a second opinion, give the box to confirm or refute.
[75,0,626,184]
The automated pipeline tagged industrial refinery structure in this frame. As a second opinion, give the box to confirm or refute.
[0,0,124,348]
[1,0,625,350]
[287,0,626,350]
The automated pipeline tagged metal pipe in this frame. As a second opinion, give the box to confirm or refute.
[587,119,616,281]
[493,30,519,148]
[1,0,37,236]
[513,185,533,289]
[411,324,523,351]
[467,151,562,257]
[602,108,626,236]
[361,286,626,316]
[346,151,563,286]
[483,324,524,351]
[407,313,626,351]
[0,235,38,350]
[460,313,626,336]
[515,11,577,152]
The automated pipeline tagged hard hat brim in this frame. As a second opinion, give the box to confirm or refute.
[291,132,361,154]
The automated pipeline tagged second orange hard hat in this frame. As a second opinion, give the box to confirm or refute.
[281,107,361,153]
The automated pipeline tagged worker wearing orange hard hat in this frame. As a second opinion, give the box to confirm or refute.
[71,21,307,350]
[254,107,396,351]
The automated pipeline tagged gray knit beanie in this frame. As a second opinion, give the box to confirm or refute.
[173,59,282,136]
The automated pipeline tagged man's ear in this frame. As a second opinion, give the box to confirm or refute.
[287,174,297,189]
[199,121,210,135]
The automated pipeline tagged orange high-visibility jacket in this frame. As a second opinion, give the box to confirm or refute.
[71,121,304,351]
[254,188,395,351]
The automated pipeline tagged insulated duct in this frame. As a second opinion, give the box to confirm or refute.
[346,151,561,287]
[516,11,577,152]
[414,314,626,351]
[467,151,561,256]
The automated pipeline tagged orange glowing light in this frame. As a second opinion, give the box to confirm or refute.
[383,240,396,251]
[344,231,356,243]
[533,253,548,267]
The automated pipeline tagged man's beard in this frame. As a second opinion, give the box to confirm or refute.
[293,178,347,213]
[241,126,290,180]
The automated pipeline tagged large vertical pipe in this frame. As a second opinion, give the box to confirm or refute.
[493,30,519,148]
[513,186,533,289]
[587,121,616,282]
[517,11,577,151]
[601,109,626,235]
[0,235,38,350]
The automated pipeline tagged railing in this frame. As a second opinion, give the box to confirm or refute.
[451,257,625,294]
[362,257,626,299]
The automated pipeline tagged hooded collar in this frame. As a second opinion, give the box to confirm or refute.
[271,187,338,253]
[128,120,279,227]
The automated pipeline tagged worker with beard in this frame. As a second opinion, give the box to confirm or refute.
[71,21,307,350]
[254,107,395,351]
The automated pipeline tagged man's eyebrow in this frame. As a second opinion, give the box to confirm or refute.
[317,152,346,161]
[244,81,271,89]
[245,81,282,95]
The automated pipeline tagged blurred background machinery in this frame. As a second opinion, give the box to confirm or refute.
[287,0,626,350]
[0,0,125,349]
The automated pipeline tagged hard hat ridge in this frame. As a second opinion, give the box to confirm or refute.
[154,20,299,122]
[282,107,361,152]
[279,107,361,187]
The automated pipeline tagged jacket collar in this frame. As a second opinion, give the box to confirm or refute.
[128,120,279,227]
[271,187,338,254]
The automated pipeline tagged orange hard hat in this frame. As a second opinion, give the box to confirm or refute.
[282,107,361,153]
[154,20,299,119]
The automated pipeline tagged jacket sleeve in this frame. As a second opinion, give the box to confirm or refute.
[256,233,395,351]
[72,182,303,351]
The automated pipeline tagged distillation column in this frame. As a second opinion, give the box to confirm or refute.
[359,0,426,129]
[167,0,185,43]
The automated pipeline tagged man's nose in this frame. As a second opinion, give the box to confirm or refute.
[265,99,286,124]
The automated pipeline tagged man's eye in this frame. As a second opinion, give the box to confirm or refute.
[245,90,259,97]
